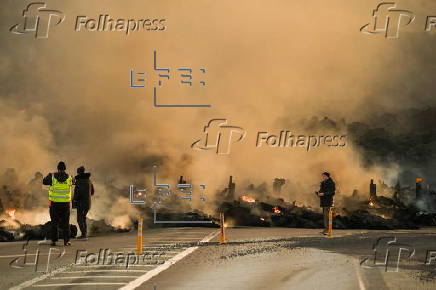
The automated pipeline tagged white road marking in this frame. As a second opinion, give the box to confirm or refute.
[8,265,70,290]
[119,230,219,290]
[121,249,181,253]
[65,270,147,274]
[74,265,158,268]
[354,259,367,290]
[120,264,164,267]
[121,247,187,251]
[50,276,138,279]
[167,230,214,232]
[141,232,211,235]
[135,237,207,240]
[8,229,217,290]
[132,242,195,245]
[32,282,126,287]
[67,270,147,273]
[140,243,191,246]
[0,253,50,259]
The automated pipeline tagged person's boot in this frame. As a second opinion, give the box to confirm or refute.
[64,241,72,246]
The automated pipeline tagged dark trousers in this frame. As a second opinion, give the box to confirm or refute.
[77,205,89,236]
[323,207,331,230]
[49,202,70,242]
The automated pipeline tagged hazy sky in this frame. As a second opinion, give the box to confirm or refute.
[1,0,435,221]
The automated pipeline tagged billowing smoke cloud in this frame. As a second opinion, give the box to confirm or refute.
[0,0,435,225]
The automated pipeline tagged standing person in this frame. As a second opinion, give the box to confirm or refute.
[73,166,94,239]
[43,161,72,246]
[317,172,335,235]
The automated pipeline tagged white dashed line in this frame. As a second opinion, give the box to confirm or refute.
[119,230,219,290]
[32,282,126,287]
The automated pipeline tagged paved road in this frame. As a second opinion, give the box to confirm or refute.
[0,227,218,289]
[1,227,436,289]
[134,227,436,290]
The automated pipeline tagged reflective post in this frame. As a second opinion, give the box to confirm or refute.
[136,218,143,255]
[220,213,226,244]
[327,208,333,238]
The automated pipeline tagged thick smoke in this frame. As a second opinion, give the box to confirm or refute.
[0,0,435,225]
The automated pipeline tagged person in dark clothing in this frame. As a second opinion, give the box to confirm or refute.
[43,161,72,246]
[317,172,336,235]
[73,166,94,239]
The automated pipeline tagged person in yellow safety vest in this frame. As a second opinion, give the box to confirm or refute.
[43,161,73,246]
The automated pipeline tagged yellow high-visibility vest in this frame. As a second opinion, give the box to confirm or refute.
[48,174,72,202]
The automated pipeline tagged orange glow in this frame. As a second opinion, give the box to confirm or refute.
[272,207,282,214]
[241,195,255,203]
[5,208,16,218]
[369,195,376,207]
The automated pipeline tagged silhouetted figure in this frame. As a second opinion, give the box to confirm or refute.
[73,166,94,239]
[352,189,359,198]
[273,178,286,194]
[317,172,336,235]
[227,176,235,200]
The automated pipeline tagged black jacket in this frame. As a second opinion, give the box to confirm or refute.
[73,173,94,208]
[319,177,335,207]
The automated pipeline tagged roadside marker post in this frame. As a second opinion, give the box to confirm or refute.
[219,212,226,244]
[136,218,143,255]
[327,207,333,238]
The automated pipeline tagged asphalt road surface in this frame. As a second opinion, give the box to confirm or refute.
[1,227,436,290]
